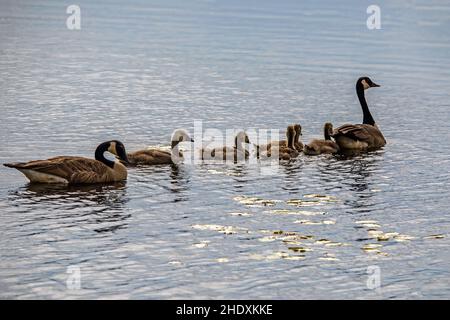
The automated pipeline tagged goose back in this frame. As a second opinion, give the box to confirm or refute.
[332,123,385,150]
[128,149,173,165]
[4,156,127,184]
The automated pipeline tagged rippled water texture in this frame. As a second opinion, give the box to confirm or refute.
[1,0,449,299]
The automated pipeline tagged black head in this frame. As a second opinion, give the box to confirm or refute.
[108,140,130,165]
[357,77,380,90]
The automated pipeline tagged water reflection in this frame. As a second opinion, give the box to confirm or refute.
[131,164,191,202]
[1,0,449,299]
[7,182,130,233]
[322,151,384,211]
[10,182,128,204]
[280,160,304,194]
[168,164,191,202]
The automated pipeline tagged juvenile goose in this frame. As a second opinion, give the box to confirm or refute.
[276,126,299,159]
[293,124,304,152]
[202,131,250,161]
[127,129,193,165]
[332,77,386,151]
[4,140,130,184]
[260,126,299,160]
[257,125,294,157]
[304,123,340,155]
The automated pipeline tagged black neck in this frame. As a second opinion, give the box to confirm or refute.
[357,84,375,125]
[95,142,115,168]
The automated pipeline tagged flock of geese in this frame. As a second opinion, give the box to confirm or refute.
[4,77,386,185]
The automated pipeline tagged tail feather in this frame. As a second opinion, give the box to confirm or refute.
[4,162,27,169]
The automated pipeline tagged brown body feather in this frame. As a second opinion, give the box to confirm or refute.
[4,156,127,184]
[332,123,386,150]
[258,126,299,160]
[201,131,250,161]
[207,147,249,161]
[128,129,193,165]
[258,140,287,154]
[304,140,339,155]
[304,123,340,155]
[128,149,173,165]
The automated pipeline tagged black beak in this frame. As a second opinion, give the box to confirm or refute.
[190,138,195,142]
[118,150,130,165]
[371,82,380,87]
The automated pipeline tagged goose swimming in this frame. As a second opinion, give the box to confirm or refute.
[332,77,386,151]
[4,140,130,184]
[127,129,193,165]
[259,125,299,160]
[304,123,340,155]
[202,131,250,161]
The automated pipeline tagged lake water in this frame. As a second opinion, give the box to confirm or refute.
[0,0,449,299]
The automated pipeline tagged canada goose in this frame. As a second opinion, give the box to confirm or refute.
[257,125,292,156]
[4,140,130,184]
[293,124,304,152]
[202,131,250,161]
[127,129,193,165]
[260,126,299,160]
[304,123,340,155]
[332,77,386,151]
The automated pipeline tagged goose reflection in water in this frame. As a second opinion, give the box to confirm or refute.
[316,150,384,211]
[8,182,130,233]
[280,160,304,195]
[132,164,191,203]
[168,165,191,202]
[228,163,250,193]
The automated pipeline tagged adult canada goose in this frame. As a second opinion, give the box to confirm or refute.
[293,124,303,152]
[202,131,250,161]
[332,77,386,151]
[260,126,299,160]
[127,129,193,165]
[304,123,340,155]
[4,140,130,184]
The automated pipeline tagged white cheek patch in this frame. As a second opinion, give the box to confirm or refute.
[362,79,370,90]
